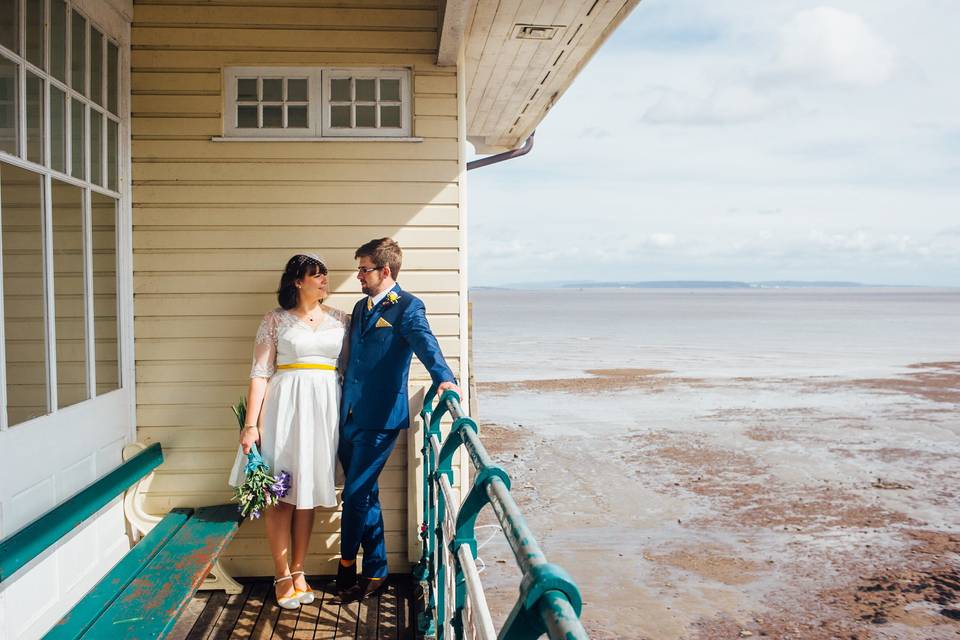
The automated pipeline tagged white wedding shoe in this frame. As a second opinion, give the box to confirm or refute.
[291,570,316,604]
[273,575,301,610]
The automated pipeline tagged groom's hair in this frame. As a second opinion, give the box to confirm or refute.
[355,238,403,278]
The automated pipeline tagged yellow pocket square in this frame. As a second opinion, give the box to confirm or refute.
[375,317,392,328]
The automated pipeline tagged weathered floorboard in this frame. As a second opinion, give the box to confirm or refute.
[205,584,253,640]
[168,591,211,639]
[224,582,269,639]
[169,576,414,639]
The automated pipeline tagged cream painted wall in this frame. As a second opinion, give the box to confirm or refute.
[130,0,463,575]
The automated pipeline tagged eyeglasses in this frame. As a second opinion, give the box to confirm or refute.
[357,266,381,274]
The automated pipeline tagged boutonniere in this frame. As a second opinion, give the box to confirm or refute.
[382,291,401,307]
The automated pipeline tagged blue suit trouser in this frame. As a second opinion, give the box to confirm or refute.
[338,420,399,579]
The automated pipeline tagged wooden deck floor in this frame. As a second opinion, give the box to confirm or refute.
[168,575,415,640]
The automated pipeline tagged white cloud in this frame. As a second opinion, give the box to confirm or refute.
[642,84,778,125]
[648,233,677,248]
[808,229,925,255]
[773,7,896,87]
[468,1,960,286]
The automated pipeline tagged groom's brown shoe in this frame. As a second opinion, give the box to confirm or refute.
[334,561,357,594]
[337,577,387,604]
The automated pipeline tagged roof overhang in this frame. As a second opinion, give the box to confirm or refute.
[451,0,641,153]
[437,0,477,67]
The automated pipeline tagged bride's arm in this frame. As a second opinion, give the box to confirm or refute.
[240,377,268,454]
[241,311,278,453]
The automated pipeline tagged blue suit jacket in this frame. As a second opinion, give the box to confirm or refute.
[341,284,456,431]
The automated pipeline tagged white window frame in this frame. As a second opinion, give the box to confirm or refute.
[0,0,130,431]
[321,68,411,138]
[223,67,318,138]
[221,66,413,140]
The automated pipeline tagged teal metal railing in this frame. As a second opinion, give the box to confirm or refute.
[412,386,587,640]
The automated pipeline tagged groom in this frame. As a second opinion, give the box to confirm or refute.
[336,237,460,602]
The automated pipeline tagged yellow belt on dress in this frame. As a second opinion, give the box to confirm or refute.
[276,363,337,371]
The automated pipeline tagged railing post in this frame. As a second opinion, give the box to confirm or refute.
[435,416,482,640]
[451,428,511,639]
[431,389,459,639]
[416,385,438,637]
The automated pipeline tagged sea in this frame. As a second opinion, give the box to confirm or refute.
[471,287,960,382]
[467,287,960,638]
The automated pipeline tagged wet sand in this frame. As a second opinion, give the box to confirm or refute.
[472,363,960,639]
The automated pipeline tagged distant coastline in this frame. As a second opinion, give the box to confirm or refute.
[565,280,866,289]
[471,280,938,291]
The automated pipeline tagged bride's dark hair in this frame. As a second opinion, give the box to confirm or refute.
[277,254,328,309]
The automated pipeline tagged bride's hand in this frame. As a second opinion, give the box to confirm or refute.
[240,426,260,454]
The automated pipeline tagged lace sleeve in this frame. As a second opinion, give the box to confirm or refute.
[250,309,280,379]
[333,308,352,380]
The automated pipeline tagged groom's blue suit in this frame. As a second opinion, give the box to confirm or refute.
[339,283,455,578]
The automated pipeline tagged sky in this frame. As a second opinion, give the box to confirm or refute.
[466,0,960,286]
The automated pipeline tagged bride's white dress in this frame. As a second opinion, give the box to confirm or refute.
[228,307,349,509]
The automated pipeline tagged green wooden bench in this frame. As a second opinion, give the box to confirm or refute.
[0,443,243,640]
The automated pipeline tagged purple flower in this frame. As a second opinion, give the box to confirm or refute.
[270,470,292,498]
[250,510,261,519]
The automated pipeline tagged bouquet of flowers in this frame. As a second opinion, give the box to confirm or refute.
[231,398,291,519]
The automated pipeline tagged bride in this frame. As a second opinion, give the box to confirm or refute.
[229,254,349,609]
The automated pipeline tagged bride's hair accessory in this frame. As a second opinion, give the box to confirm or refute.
[278,254,328,309]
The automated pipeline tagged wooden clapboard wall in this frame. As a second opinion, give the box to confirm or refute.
[129,0,461,576]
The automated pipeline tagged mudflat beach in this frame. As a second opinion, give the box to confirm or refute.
[469,289,960,640]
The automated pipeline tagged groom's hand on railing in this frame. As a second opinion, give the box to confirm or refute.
[438,381,461,398]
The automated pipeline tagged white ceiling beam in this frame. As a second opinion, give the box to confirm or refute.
[438,0,477,66]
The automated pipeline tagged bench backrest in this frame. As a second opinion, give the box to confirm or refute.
[0,442,164,583]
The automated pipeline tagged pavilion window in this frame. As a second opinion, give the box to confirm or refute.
[0,0,124,428]
[224,67,411,138]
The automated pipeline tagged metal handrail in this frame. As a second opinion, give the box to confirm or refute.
[413,385,588,639]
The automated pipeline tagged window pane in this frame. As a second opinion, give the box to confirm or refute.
[355,79,375,102]
[262,78,282,102]
[1,163,48,426]
[71,10,86,93]
[0,58,17,156]
[331,78,351,102]
[0,0,18,53]
[107,118,117,190]
[90,110,103,185]
[52,180,88,409]
[237,105,257,128]
[90,28,103,106]
[287,105,307,128]
[26,73,44,164]
[262,105,282,128]
[71,100,85,179]
[237,78,257,101]
[380,104,401,128]
[26,0,45,68]
[380,78,400,102]
[356,104,375,128]
[330,105,350,128]
[287,78,307,102]
[50,86,66,172]
[107,42,118,114]
[51,0,67,82]
[91,192,119,395]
